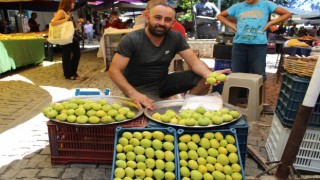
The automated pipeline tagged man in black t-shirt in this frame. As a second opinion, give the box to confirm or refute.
[109,4,230,110]
[28,12,40,32]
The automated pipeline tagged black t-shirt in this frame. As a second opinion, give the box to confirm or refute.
[28,18,39,32]
[116,29,190,87]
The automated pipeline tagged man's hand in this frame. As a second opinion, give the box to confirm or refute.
[205,68,232,86]
[263,21,273,32]
[215,68,232,74]
[129,92,155,110]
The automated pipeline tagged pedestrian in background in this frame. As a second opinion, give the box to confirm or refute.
[193,0,220,38]
[94,18,102,41]
[28,12,40,32]
[298,26,308,37]
[104,11,126,29]
[84,20,94,44]
[50,0,81,80]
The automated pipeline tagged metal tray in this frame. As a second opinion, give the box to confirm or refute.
[144,99,242,128]
[50,96,143,126]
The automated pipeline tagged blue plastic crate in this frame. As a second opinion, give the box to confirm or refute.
[147,118,248,169]
[110,127,180,180]
[214,58,232,70]
[177,128,246,180]
[211,82,224,94]
[276,73,320,128]
[75,88,111,96]
[281,73,310,92]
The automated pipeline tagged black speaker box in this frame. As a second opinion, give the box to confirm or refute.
[213,44,233,59]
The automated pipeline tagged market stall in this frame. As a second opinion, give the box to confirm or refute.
[0,38,45,73]
[97,27,137,71]
[0,36,45,74]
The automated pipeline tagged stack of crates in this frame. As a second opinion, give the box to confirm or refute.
[47,116,147,165]
[265,72,320,172]
[212,44,233,94]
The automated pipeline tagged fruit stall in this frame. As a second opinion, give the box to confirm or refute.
[43,87,248,180]
[0,33,45,74]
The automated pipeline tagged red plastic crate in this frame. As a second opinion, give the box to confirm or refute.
[47,116,147,165]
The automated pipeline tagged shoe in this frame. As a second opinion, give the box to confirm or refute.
[66,76,80,80]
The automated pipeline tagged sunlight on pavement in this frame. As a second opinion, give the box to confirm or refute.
[0,74,34,84]
[42,60,61,67]
[0,113,48,168]
[0,79,75,168]
[266,54,278,74]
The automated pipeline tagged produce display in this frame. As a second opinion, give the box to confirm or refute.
[42,97,141,125]
[206,72,227,85]
[178,131,243,180]
[112,130,177,180]
[285,39,310,47]
[151,106,240,127]
[0,33,44,40]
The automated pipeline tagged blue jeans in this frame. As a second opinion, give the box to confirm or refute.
[231,43,268,79]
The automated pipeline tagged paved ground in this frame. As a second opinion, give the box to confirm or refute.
[0,42,305,179]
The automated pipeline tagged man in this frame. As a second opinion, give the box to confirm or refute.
[104,11,126,29]
[28,12,40,32]
[109,4,230,110]
[193,0,220,38]
[217,0,291,80]
[288,24,298,36]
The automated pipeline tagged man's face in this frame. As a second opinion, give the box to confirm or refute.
[146,5,176,37]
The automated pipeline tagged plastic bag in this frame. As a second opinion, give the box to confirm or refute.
[180,92,223,112]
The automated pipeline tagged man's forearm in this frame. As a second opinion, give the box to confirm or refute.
[190,60,212,79]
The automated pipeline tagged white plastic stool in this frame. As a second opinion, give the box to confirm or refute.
[222,73,264,121]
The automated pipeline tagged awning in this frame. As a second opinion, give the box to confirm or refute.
[300,10,320,19]
[0,1,87,12]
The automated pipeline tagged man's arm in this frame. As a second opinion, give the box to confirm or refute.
[108,53,154,110]
[179,49,231,79]
[217,10,237,31]
[263,7,291,32]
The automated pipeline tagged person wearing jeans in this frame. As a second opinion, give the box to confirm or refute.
[84,20,94,44]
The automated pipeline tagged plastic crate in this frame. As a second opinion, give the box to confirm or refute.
[276,72,320,128]
[47,116,147,165]
[147,117,249,168]
[214,58,231,71]
[177,128,246,180]
[265,114,320,173]
[75,88,111,96]
[110,127,179,180]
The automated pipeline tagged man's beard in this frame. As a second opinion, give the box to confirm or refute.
[147,23,170,37]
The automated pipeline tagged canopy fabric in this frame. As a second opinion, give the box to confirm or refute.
[93,1,146,11]
[0,1,87,12]
[300,10,320,20]
[0,0,32,2]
